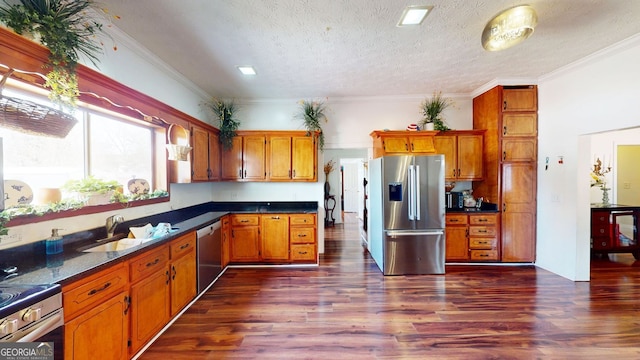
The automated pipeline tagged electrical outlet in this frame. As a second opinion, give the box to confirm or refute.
[624,182,631,189]
[0,233,22,245]
[230,192,237,200]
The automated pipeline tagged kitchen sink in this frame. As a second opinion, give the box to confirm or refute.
[81,228,178,252]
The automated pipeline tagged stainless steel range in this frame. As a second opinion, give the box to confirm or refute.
[0,283,63,358]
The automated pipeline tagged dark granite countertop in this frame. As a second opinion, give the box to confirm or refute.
[446,208,500,214]
[0,201,318,287]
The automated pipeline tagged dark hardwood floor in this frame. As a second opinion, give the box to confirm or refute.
[139,213,640,359]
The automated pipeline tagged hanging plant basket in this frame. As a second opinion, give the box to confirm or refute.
[166,123,192,161]
[0,70,77,138]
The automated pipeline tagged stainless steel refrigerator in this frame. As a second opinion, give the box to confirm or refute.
[368,155,445,275]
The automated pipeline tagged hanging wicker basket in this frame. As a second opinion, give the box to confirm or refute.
[0,69,77,138]
[166,123,192,161]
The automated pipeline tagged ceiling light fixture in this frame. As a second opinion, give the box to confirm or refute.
[481,5,538,51]
[237,66,256,75]
[397,5,433,27]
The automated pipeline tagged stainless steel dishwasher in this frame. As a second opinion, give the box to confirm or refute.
[196,220,222,293]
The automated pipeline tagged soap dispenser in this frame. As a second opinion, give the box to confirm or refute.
[46,228,64,255]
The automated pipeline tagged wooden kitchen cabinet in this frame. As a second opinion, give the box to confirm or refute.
[230,214,261,262]
[434,131,484,181]
[268,132,317,181]
[468,213,499,261]
[169,232,197,316]
[445,214,469,261]
[370,130,437,158]
[474,85,538,263]
[63,262,129,360]
[129,246,171,355]
[289,213,317,262]
[261,214,290,260]
[191,124,221,181]
[221,134,266,181]
[221,215,230,268]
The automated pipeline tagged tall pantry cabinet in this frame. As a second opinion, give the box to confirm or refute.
[473,85,538,262]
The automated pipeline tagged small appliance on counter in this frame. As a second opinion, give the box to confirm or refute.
[446,191,464,210]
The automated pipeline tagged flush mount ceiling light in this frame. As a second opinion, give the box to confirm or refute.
[237,66,256,75]
[397,5,434,27]
[482,5,538,51]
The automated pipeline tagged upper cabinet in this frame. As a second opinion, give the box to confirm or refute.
[221,134,266,181]
[502,87,537,112]
[434,131,484,181]
[191,124,220,181]
[370,130,437,158]
[268,132,317,182]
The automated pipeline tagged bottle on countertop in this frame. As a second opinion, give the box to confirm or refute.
[45,228,64,255]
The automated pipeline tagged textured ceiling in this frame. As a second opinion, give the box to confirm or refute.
[99,0,640,99]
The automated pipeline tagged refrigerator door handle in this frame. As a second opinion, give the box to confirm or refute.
[415,165,421,220]
[408,165,415,220]
[386,230,444,236]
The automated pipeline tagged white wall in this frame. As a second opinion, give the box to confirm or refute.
[536,34,640,281]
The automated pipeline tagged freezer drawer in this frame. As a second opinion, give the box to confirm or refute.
[383,230,445,275]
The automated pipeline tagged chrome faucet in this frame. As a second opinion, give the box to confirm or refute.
[106,214,124,238]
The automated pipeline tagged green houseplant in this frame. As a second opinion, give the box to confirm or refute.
[0,0,110,109]
[297,100,328,151]
[207,98,240,150]
[62,176,120,205]
[420,91,452,131]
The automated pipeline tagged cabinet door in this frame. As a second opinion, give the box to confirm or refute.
[382,136,410,153]
[221,136,243,180]
[262,215,290,260]
[501,162,536,262]
[433,135,457,181]
[445,225,468,261]
[502,114,537,137]
[269,135,292,180]
[409,135,435,153]
[457,134,483,181]
[502,138,536,162]
[221,216,230,268]
[208,131,221,180]
[191,125,210,181]
[502,87,537,112]
[230,226,261,261]
[129,268,170,354]
[64,291,129,360]
[292,135,316,180]
[243,135,266,180]
[170,250,196,316]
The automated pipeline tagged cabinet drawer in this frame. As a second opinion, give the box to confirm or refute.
[469,250,499,261]
[591,224,612,237]
[592,237,612,250]
[231,214,260,226]
[170,232,196,259]
[291,244,316,261]
[469,238,497,250]
[130,246,170,283]
[446,214,468,225]
[591,212,610,225]
[469,215,497,225]
[63,263,128,321]
[290,227,316,244]
[290,214,316,226]
[469,226,496,237]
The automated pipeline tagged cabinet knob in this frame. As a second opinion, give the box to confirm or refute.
[503,101,508,110]
[503,126,507,135]
[503,151,507,161]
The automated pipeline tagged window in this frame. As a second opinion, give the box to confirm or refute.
[1,84,167,211]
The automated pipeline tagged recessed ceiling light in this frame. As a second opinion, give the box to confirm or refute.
[237,66,256,75]
[397,5,433,27]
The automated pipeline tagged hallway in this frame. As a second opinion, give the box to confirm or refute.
[139,217,640,359]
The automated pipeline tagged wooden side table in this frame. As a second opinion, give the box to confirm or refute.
[324,195,336,227]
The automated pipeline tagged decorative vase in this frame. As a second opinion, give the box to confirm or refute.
[324,181,330,197]
[601,187,610,205]
[424,123,435,131]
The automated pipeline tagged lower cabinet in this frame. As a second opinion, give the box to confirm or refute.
[445,212,499,262]
[169,232,197,316]
[63,263,129,360]
[228,213,317,264]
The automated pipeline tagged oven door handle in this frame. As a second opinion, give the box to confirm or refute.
[18,309,64,342]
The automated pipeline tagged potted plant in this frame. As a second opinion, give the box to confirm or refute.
[0,0,111,109]
[297,99,328,151]
[420,91,452,131]
[207,98,240,150]
[62,176,121,206]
